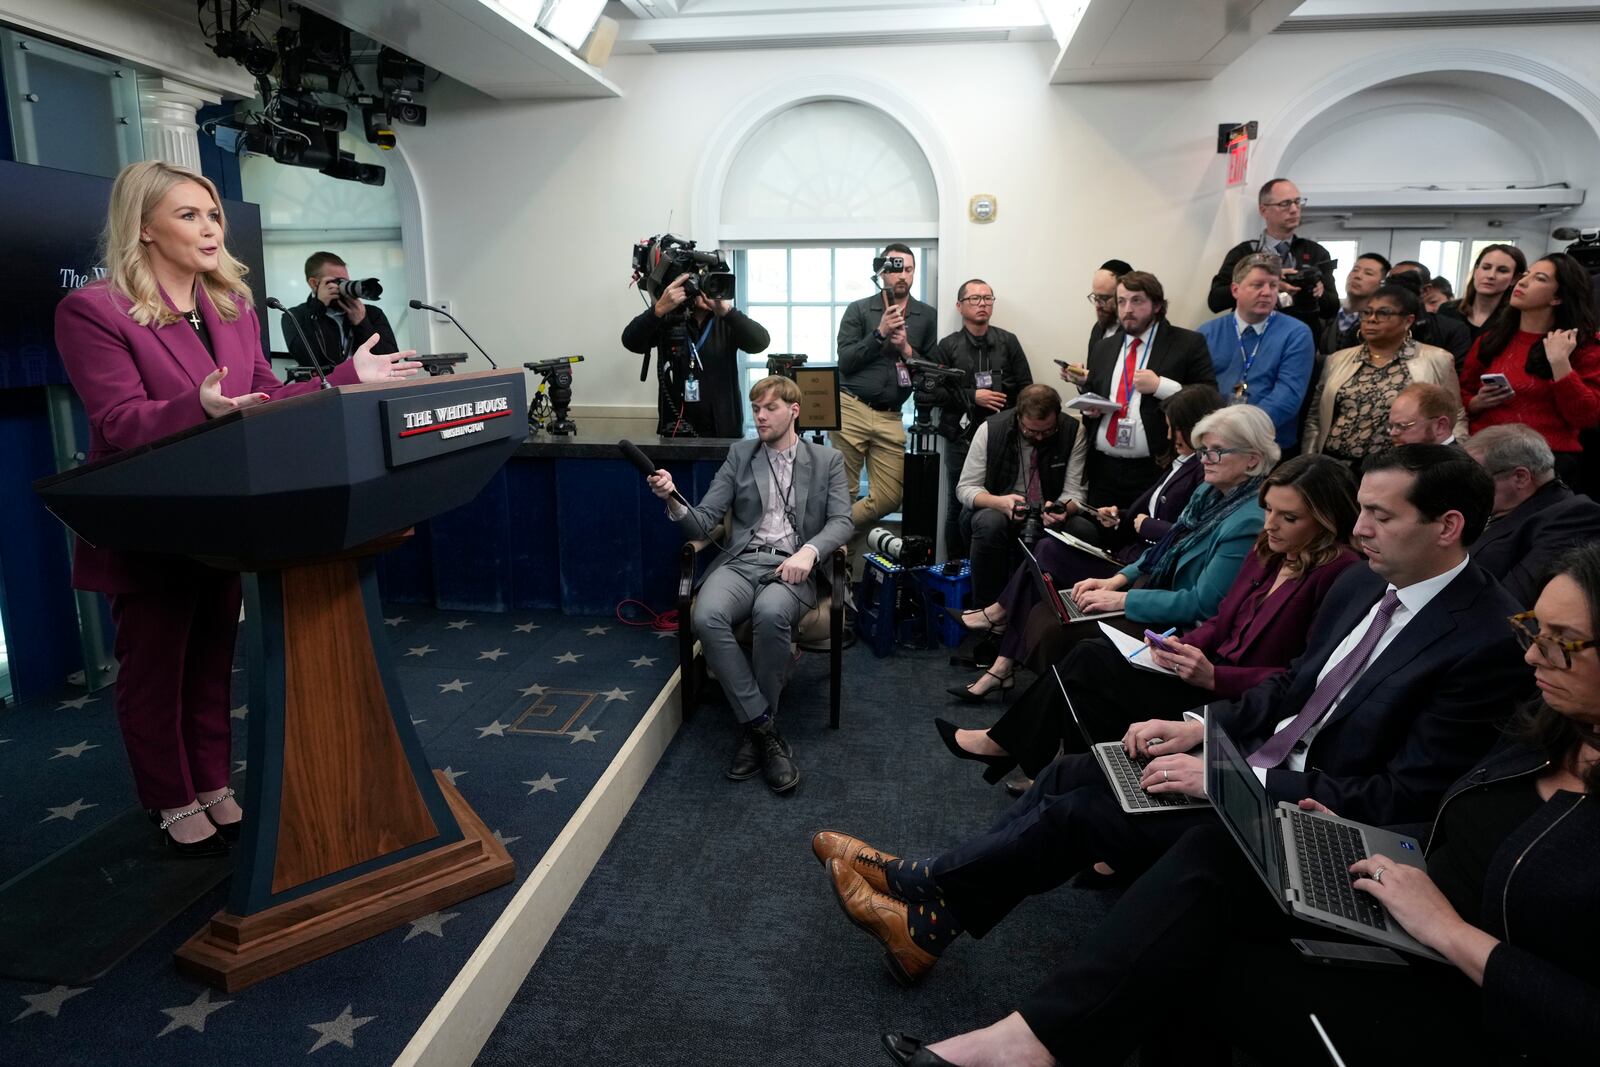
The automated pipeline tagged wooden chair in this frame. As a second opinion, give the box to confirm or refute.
[676,527,847,729]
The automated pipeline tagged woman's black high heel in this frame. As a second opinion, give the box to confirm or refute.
[200,787,242,843]
[934,718,1016,784]
[152,806,230,858]
[943,604,1004,634]
[945,669,1013,705]
[882,1032,956,1066]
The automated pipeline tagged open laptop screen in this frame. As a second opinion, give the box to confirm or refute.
[1206,718,1281,890]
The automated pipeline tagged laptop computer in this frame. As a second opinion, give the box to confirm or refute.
[1204,716,1446,962]
[1044,526,1121,565]
[1020,539,1122,625]
[1053,666,1210,814]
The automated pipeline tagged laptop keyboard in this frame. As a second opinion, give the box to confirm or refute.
[1288,811,1388,930]
[1098,744,1196,808]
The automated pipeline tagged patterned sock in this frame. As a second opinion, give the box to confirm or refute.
[748,710,772,729]
[883,857,938,902]
[904,893,962,957]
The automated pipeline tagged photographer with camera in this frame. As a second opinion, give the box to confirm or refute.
[284,251,398,372]
[833,243,938,533]
[1208,178,1339,342]
[936,279,1034,558]
[955,384,1088,606]
[623,241,770,438]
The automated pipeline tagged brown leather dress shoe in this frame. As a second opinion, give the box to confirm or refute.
[827,858,938,986]
[811,830,897,895]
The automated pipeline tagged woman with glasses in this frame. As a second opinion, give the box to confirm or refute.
[1462,253,1600,489]
[1302,276,1465,470]
[883,544,1597,1067]
[945,404,1272,707]
[1438,243,1527,343]
[942,454,1360,783]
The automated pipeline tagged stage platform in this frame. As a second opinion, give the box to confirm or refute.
[0,604,685,1066]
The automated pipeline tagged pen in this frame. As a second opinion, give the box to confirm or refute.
[1130,627,1176,660]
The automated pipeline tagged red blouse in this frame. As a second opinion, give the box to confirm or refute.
[1461,330,1600,452]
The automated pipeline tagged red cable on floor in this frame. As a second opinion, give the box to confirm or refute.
[615,599,679,632]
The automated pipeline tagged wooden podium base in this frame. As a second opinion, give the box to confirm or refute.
[174,773,514,992]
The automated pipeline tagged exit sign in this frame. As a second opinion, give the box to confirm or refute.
[1226,128,1250,188]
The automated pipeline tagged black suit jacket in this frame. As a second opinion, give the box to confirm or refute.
[1213,560,1530,824]
[1114,455,1205,555]
[1470,482,1600,608]
[1086,320,1120,361]
[284,294,397,370]
[1080,322,1216,460]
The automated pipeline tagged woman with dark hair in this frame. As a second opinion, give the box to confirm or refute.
[941,454,1361,781]
[945,384,1224,700]
[1438,243,1527,343]
[1303,276,1465,470]
[1463,252,1600,487]
[881,545,1598,1067]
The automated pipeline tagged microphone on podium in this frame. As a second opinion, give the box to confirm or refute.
[619,439,689,508]
[266,296,331,389]
[408,298,499,368]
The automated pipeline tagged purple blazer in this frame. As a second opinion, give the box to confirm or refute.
[1113,453,1205,564]
[1179,544,1363,699]
[54,282,363,593]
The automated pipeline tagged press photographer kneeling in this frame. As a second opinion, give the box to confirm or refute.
[956,384,1090,606]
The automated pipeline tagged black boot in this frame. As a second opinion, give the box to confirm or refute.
[754,719,800,793]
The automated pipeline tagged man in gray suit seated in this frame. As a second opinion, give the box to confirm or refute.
[647,375,855,793]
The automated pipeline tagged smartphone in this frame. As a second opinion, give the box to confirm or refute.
[1290,938,1408,970]
[1143,630,1175,652]
[1480,372,1514,393]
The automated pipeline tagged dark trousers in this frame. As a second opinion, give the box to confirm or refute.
[988,637,1211,774]
[107,571,242,809]
[1014,824,1485,1066]
[964,507,1022,606]
[943,442,969,560]
[929,751,1210,937]
[1084,449,1159,510]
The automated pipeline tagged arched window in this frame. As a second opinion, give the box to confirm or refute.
[718,99,939,405]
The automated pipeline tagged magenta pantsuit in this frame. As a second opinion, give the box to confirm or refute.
[54,282,362,808]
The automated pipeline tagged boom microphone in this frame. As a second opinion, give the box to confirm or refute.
[266,296,330,390]
[409,298,498,368]
[619,438,689,507]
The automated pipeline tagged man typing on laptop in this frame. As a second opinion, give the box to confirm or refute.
[813,445,1531,985]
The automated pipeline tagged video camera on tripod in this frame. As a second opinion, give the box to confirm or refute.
[1554,226,1600,278]
[524,355,583,436]
[904,357,966,439]
[767,353,807,379]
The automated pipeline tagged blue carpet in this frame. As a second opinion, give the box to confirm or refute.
[477,643,1131,1067]
[0,606,676,1066]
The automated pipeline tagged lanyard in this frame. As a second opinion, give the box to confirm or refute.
[685,316,714,373]
[1117,329,1152,409]
[1237,313,1272,381]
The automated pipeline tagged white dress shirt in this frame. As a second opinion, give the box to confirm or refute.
[1095,322,1181,459]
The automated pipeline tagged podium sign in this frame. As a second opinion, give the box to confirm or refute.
[35,371,527,990]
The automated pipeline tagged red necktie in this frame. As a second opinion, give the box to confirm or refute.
[1105,337,1141,446]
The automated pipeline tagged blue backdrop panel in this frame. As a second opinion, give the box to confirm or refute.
[430,466,513,612]
[507,457,560,611]
[374,520,434,605]
[0,388,82,701]
[557,459,641,615]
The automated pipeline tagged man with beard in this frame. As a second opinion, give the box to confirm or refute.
[833,243,938,533]
[1061,259,1131,389]
[1197,253,1315,449]
[1076,271,1216,508]
[646,376,853,793]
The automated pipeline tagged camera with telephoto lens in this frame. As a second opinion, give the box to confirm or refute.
[633,234,735,305]
[1554,227,1600,277]
[334,277,383,301]
[866,526,934,569]
[1015,501,1068,549]
[1278,260,1336,309]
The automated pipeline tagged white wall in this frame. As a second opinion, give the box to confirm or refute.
[393,24,1600,413]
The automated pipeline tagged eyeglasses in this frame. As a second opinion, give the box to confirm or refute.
[961,295,996,304]
[1086,293,1115,306]
[1509,612,1597,669]
[1261,197,1308,210]
[1196,446,1246,463]
[1358,307,1405,320]
[1385,419,1418,435]
[1020,422,1058,441]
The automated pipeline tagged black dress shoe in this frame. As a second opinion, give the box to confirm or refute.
[755,720,800,793]
[934,718,1015,784]
[882,1033,955,1066]
[1002,770,1033,798]
[728,727,764,781]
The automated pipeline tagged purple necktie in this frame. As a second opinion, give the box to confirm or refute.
[1248,589,1402,769]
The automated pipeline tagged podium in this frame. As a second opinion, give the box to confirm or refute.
[35,371,527,990]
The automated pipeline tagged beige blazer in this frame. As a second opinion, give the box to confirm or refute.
[1302,341,1468,455]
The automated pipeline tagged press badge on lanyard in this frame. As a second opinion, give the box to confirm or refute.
[896,362,912,387]
[685,317,714,403]
[1114,417,1136,449]
[974,370,993,390]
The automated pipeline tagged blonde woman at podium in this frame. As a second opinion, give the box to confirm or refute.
[54,160,420,856]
